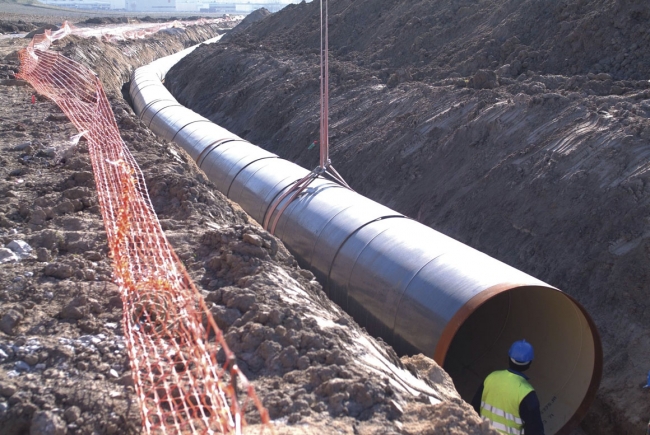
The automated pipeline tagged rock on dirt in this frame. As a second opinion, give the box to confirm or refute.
[6,240,32,258]
[29,410,66,435]
[0,248,20,264]
[470,70,498,89]
[0,309,23,335]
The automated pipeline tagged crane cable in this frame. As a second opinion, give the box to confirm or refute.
[319,0,329,170]
[264,0,352,235]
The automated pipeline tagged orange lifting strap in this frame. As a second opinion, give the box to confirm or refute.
[264,0,351,235]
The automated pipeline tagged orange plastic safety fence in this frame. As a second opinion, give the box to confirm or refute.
[18,28,269,435]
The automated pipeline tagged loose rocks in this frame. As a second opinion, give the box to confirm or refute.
[30,411,66,435]
[0,248,19,264]
[0,309,23,335]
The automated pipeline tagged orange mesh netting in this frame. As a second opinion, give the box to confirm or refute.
[18,27,269,435]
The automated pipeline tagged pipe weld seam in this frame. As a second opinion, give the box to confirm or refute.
[145,104,183,129]
[196,138,249,168]
[130,81,160,104]
[137,98,176,120]
[226,156,280,198]
[325,215,406,296]
[171,119,212,142]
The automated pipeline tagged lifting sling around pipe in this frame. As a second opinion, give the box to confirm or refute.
[129,39,602,435]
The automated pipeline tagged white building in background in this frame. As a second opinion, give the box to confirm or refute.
[176,0,206,11]
[126,0,304,13]
[39,0,125,9]
[40,0,303,12]
[126,0,177,12]
[125,0,210,12]
[202,0,302,13]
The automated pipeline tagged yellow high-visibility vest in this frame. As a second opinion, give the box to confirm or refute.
[480,370,535,435]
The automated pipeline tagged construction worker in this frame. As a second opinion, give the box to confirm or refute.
[471,340,545,435]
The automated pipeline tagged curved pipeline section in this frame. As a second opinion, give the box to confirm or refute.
[130,45,602,435]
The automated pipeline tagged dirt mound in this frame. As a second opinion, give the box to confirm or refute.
[164,0,650,434]
[140,16,178,23]
[222,7,272,42]
[24,24,59,39]
[231,0,650,81]
[79,17,130,25]
[0,20,36,34]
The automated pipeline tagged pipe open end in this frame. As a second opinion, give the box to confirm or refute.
[437,285,602,435]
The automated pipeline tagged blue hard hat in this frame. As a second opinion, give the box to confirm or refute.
[509,340,534,364]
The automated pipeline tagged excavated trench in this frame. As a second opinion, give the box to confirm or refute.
[130,36,602,435]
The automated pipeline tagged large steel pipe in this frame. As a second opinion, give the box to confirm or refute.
[130,46,602,435]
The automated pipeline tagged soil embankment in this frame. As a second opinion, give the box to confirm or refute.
[164,1,650,434]
[0,19,495,435]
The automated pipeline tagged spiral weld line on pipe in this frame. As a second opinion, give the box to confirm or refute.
[17,26,270,435]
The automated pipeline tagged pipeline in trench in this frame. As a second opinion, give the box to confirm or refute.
[129,41,602,435]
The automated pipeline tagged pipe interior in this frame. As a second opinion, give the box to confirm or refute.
[443,286,598,435]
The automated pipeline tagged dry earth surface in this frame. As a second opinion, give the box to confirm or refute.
[163,1,650,434]
[0,12,497,435]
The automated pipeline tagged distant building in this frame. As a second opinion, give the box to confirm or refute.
[39,0,125,9]
[201,1,301,14]
[176,0,204,11]
[39,0,305,13]
[40,0,301,13]
[125,0,213,12]
[126,0,176,12]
